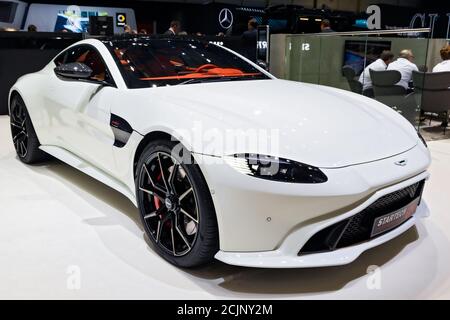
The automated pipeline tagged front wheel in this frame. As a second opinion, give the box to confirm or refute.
[135,140,219,267]
[10,95,50,164]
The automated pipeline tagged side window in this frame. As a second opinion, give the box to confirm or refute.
[54,51,67,66]
[55,45,111,83]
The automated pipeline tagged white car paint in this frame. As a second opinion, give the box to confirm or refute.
[9,38,431,268]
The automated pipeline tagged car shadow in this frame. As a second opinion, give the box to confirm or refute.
[29,159,426,296]
[28,158,143,234]
[182,227,419,295]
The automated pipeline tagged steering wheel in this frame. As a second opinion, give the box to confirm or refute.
[194,64,219,73]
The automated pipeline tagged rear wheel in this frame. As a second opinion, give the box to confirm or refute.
[135,140,219,267]
[10,95,50,164]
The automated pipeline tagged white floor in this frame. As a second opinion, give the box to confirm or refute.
[1,115,450,300]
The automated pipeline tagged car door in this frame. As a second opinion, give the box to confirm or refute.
[44,44,117,175]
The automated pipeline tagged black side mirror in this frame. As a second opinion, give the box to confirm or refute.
[54,62,93,80]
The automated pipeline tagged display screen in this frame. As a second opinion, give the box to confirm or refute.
[54,9,108,33]
[343,40,392,75]
[24,4,136,34]
[268,19,288,32]
[354,19,369,29]
[0,1,17,23]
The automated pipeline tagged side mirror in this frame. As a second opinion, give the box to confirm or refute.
[54,62,93,80]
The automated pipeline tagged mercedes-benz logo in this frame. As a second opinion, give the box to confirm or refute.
[219,8,233,29]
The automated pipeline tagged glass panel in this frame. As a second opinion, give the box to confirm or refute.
[362,33,429,127]
[277,29,450,141]
[318,35,369,93]
[285,35,321,84]
[417,38,450,141]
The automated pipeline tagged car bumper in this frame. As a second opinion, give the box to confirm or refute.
[195,144,431,268]
[214,193,429,268]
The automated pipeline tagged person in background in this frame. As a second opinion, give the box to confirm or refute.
[433,44,450,73]
[241,18,258,62]
[164,20,180,36]
[387,49,418,90]
[359,50,395,91]
[123,25,132,34]
[27,25,37,32]
[242,18,258,41]
[320,19,334,33]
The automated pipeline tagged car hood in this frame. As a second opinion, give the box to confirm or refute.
[141,79,418,168]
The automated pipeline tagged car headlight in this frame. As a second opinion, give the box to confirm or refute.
[418,132,427,148]
[224,154,328,184]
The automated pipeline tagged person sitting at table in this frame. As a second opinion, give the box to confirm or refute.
[387,49,418,91]
[359,50,395,91]
[433,44,450,73]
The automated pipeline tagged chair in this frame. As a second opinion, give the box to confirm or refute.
[413,71,450,134]
[342,66,362,95]
[370,70,418,124]
[342,66,375,97]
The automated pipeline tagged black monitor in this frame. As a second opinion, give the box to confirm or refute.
[343,40,392,76]
[88,16,113,36]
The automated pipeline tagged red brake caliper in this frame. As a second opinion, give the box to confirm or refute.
[153,173,162,213]
[153,172,170,228]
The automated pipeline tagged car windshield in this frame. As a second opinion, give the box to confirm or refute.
[104,38,270,88]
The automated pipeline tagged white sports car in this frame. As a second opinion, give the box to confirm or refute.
[9,36,431,268]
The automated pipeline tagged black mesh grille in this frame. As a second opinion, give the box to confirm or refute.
[299,180,425,255]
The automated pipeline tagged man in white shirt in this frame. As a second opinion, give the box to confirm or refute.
[432,44,450,73]
[359,50,395,91]
[387,49,419,90]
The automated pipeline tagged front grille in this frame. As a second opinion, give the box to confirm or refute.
[299,180,425,255]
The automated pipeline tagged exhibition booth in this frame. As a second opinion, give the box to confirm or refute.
[270,30,449,133]
[0,0,450,303]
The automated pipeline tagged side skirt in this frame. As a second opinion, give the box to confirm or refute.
[39,145,137,206]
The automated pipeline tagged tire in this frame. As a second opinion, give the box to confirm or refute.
[135,139,219,267]
[10,95,50,164]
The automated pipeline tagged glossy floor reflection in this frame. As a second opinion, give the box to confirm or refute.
[1,116,450,299]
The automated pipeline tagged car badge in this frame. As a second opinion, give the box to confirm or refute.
[395,159,408,167]
[219,8,234,29]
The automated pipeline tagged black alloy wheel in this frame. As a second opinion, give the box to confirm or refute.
[10,95,50,164]
[136,140,219,267]
[10,99,29,159]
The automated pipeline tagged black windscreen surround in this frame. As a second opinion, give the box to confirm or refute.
[104,38,269,88]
